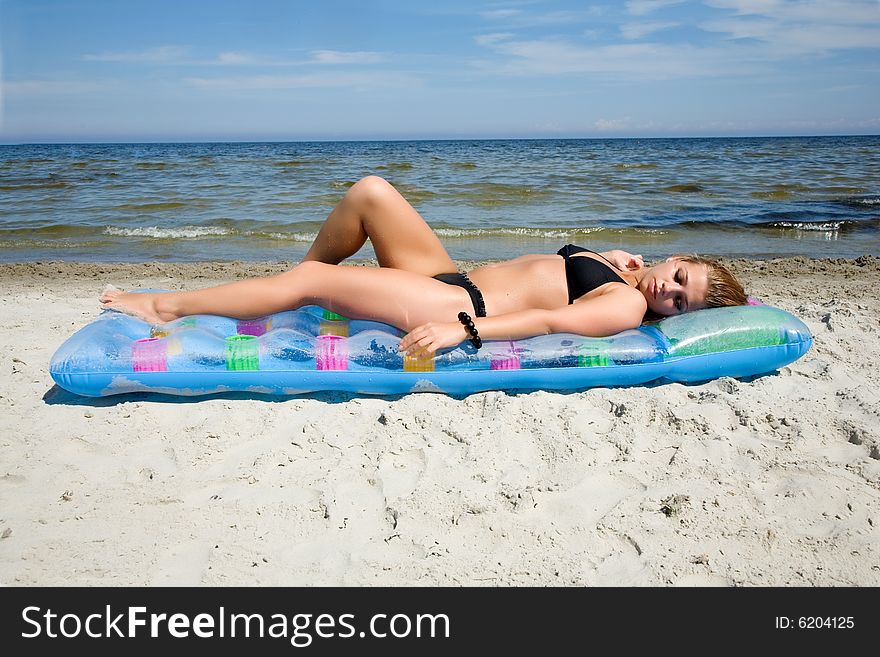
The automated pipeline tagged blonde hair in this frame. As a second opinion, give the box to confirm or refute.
[676,254,748,308]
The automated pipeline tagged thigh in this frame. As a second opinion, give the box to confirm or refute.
[357,177,458,275]
[300,262,471,330]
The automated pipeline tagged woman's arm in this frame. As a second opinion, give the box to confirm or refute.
[399,288,647,355]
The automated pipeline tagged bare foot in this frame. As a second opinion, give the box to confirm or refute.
[99,286,179,324]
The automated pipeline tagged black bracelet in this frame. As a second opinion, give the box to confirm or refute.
[457,311,482,349]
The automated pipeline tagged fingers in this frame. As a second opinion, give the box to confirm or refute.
[404,338,436,357]
[399,321,467,356]
[628,255,644,270]
[399,324,438,355]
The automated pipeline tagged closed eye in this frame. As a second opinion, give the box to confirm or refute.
[675,269,687,311]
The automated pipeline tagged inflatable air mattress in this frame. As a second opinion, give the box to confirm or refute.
[49,301,812,397]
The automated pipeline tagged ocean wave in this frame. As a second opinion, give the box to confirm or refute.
[114,200,210,212]
[833,196,880,208]
[0,178,71,191]
[0,224,98,237]
[376,162,414,171]
[749,183,814,201]
[433,226,667,239]
[329,180,357,189]
[764,221,849,232]
[613,163,658,170]
[662,184,704,193]
[89,224,672,242]
[265,231,318,242]
[101,225,326,242]
[670,214,875,233]
[450,183,556,206]
[103,226,232,239]
[0,239,106,250]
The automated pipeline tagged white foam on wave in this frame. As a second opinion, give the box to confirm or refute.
[772,221,843,232]
[265,231,318,242]
[434,226,605,239]
[103,226,320,241]
[104,226,231,239]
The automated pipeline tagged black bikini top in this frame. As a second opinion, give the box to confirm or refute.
[557,244,627,304]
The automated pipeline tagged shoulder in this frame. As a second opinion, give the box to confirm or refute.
[575,279,646,310]
[548,286,646,337]
[603,283,648,313]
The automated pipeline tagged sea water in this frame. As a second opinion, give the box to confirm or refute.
[1,136,877,263]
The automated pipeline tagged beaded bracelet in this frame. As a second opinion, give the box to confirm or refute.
[457,311,482,349]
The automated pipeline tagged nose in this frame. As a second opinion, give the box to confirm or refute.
[660,280,682,300]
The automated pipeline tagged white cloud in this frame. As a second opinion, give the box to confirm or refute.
[474,1,880,79]
[82,46,391,68]
[186,71,416,91]
[83,46,190,63]
[480,9,523,20]
[479,8,604,27]
[620,21,680,39]
[310,50,387,65]
[594,117,632,131]
[625,0,686,16]
[699,17,776,40]
[475,33,517,46]
[216,52,256,65]
[473,35,746,78]
[704,0,878,23]
[700,0,880,55]
[82,46,261,66]
[2,79,105,95]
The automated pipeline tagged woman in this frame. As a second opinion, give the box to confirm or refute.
[100,176,747,355]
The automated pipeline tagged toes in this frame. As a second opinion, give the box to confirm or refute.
[99,284,124,303]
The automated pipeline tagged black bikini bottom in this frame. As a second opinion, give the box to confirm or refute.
[433,272,487,317]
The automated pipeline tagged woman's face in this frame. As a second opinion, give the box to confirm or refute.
[640,257,709,316]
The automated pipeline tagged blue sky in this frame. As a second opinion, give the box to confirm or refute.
[1,0,879,142]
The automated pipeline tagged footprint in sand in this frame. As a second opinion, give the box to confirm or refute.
[377,449,427,501]
[149,540,211,585]
[321,476,388,532]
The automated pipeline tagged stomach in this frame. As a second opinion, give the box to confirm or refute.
[466,255,570,315]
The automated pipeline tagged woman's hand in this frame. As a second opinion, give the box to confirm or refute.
[606,249,644,271]
[399,321,468,356]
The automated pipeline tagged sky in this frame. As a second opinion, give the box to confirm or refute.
[1,0,879,142]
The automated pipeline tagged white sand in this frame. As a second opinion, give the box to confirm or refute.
[1,257,878,586]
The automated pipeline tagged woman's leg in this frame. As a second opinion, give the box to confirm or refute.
[303,176,458,276]
[100,261,471,329]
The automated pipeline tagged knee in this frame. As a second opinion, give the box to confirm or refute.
[286,260,327,278]
[347,175,395,206]
[281,260,328,299]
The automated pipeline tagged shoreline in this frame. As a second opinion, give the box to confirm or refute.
[1,255,879,585]
[2,253,878,277]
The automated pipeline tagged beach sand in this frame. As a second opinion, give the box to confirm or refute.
[1,256,878,586]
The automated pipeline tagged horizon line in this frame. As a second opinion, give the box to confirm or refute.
[2,132,880,146]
